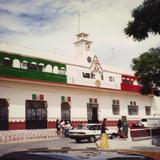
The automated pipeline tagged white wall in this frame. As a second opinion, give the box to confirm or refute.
[67,64,121,90]
[0,80,155,122]
[152,96,160,115]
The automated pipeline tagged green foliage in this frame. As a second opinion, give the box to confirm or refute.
[124,0,160,41]
[132,48,160,95]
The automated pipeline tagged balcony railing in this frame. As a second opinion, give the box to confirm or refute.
[121,83,141,92]
[0,66,67,83]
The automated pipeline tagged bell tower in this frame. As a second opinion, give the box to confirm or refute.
[74,32,92,58]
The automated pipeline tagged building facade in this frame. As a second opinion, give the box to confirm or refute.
[0,33,157,130]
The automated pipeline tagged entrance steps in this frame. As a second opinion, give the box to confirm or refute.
[0,129,58,143]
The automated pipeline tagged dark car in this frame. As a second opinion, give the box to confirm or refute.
[0,148,153,160]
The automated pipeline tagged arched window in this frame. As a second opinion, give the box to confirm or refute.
[53,66,59,74]
[3,57,12,67]
[27,62,37,71]
[39,63,45,71]
[21,60,28,69]
[13,59,20,68]
[44,64,52,73]
[59,67,66,75]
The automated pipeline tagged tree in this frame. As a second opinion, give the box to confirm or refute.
[132,48,160,96]
[124,0,160,41]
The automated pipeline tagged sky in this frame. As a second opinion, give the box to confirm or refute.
[0,0,159,71]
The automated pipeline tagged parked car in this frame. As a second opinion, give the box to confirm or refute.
[130,121,145,129]
[140,117,160,128]
[68,123,117,143]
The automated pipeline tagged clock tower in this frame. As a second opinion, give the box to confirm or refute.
[74,32,92,59]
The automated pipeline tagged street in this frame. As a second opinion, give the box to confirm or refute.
[0,137,159,155]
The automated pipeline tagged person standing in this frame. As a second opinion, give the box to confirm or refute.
[60,120,65,138]
[117,119,122,134]
[55,119,60,136]
[64,121,71,137]
[122,120,128,138]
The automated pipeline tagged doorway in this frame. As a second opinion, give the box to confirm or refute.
[61,102,71,121]
[25,100,48,129]
[87,103,99,123]
[0,98,9,130]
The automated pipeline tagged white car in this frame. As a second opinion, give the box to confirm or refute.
[69,123,117,143]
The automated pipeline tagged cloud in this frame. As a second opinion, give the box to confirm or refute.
[0,0,159,71]
[0,8,12,15]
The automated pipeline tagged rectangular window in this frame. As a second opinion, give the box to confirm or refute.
[101,75,104,80]
[128,105,138,115]
[130,101,136,106]
[122,79,133,85]
[112,100,120,115]
[109,76,114,82]
[82,72,90,78]
[91,73,95,79]
[145,106,151,115]
[112,105,120,115]
[113,100,119,105]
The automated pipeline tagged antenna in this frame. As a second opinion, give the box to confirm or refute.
[78,11,81,33]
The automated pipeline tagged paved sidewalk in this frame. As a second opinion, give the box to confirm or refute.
[108,139,160,151]
[0,129,58,143]
[0,129,159,152]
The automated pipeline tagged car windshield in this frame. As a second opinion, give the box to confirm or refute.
[77,125,91,130]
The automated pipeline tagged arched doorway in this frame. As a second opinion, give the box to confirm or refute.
[0,98,9,130]
[25,100,48,129]
[61,102,71,121]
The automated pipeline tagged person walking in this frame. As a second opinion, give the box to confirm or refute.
[97,118,109,150]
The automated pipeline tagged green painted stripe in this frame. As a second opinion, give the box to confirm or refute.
[0,66,67,83]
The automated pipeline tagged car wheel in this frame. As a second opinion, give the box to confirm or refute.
[110,133,117,139]
[89,136,95,143]
[75,138,81,143]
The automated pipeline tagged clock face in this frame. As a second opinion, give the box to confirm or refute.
[85,42,90,51]
[87,56,92,63]
[95,80,101,87]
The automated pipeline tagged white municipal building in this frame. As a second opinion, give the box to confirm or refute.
[0,32,159,130]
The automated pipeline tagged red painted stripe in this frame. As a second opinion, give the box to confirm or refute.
[9,121,26,130]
